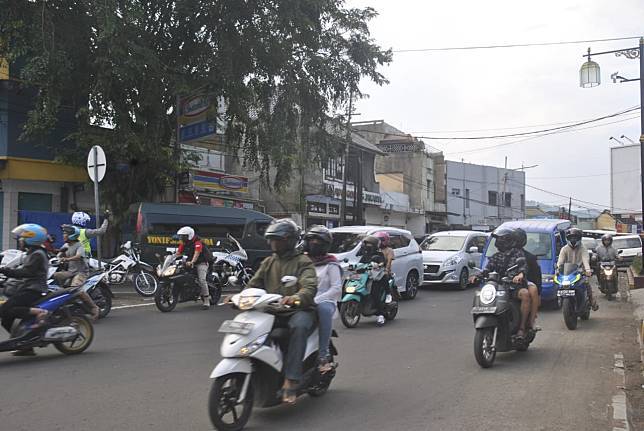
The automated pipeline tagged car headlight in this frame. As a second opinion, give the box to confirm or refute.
[238,295,260,310]
[162,266,177,277]
[444,255,463,267]
[479,284,497,305]
[239,334,268,356]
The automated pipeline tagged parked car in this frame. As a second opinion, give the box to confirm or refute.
[612,234,642,267]
[420,231,488,289]
[328,226,423,299]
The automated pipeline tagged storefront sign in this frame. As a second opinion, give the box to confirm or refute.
[307,202,327,214]
[324,181,382,205]
[178,92,218,144]
[193,170,249,193]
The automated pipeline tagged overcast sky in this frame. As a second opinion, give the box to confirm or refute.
[349,0,643,211]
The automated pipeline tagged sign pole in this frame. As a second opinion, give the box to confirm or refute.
[93,146,102,269]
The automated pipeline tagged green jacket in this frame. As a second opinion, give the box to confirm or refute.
[246,250,318,307]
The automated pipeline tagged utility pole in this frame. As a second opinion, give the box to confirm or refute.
[462,158,466,227]
[568,197,572,221]
[339,90,353,227]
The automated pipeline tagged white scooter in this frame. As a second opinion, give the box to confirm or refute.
[208,276,338,431]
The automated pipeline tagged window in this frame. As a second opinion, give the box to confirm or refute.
[520,194,525,211]
[613,237,642,249]
[388,234,405,249]
[487,232,553,259]
[451,188,461,196]
[18,193,52,212]
[426,180,432,199]
[324,158,343,181]
[504,192,512,208]
[399,233,412,247]
[466,235,487,253]
[465,189,470,209]
[421,235,466,252]
[488,191,498,206]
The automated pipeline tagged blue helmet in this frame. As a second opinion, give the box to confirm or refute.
[11,223,48,246]
[62,224,81,241]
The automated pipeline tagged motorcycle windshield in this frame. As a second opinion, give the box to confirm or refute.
[561,263,579,276]
[160,255,178,272]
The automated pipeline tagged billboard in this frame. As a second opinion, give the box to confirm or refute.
[192,170,249,194]
[177,93,222,144]
[610,144,641,214]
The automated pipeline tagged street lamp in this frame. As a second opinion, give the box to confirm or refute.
[580,37,644,256]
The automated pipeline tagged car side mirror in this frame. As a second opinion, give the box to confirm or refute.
[618,249,623,255]
[469,246,479,254]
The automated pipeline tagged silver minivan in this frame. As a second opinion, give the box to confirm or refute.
[421,230,488,289]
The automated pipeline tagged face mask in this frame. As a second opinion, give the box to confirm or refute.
[308,242,327,257]
[569,239,578,248]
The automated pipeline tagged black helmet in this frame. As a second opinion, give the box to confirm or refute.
[303,225,333,256]
[265,218,301,249]
[566,228,582,248]
[492,226,515,252]
[514,228,527,249]
[601,233,613,246]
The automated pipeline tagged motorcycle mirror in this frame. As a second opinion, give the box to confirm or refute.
[618,249,623,254]
[281,275,298,288]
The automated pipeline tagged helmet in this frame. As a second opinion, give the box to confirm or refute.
[373,231,390,248]
[601,233,613,246]
[362,235,380,248]
[566,228,582,248]
[303,225,333,256]
[177,226,195,241]
[265,219,300,248]
[62,224,81,241]
[72,212,91,227]
[513,228,527,249]
[492,227,515,252]
[11,224,48,246]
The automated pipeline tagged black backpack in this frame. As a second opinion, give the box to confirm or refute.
[200,241,215,263]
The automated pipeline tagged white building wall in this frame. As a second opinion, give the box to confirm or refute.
[445,161,526,228]
[610,144,641,215]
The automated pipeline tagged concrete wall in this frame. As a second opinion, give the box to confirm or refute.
[377,173,404,193]
[611,144,640,214]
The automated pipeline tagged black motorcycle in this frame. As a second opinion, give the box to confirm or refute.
[471,259,537,368]
[154,255,222,312]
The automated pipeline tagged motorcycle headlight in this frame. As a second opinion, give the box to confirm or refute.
[444,255,463,268]
[561,279,571,286]
[479,284,497,305]
[238,295,260,310]
[239,334,268,356]
[345,285,356,293]
[604,269,614,276]
[163,266,177,277]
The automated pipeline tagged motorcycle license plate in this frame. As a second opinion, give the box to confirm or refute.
[557,289,575,297]
[218,320,254,335]
[471,306,496,314]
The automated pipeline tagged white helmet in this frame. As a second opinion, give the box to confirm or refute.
[177,226,195,241]
[72,212,91,227]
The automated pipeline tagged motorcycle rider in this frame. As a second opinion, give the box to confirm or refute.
[303,225,342,373]
[174,226,211,309]
[595,234,619,262]
[246,218,317,404]
[473,227,531,338]
[373,231,398,301]
[55,225,100,320]
[557,228,597,311]
[70,211,109,257]
[0,224,50,356]
[358,235,388,326]
[514,228,542,330]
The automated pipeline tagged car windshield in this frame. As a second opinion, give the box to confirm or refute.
[421,235,465,252]
[486,232,552,259]
[612,237,642,249]
[582,237,597,251]
[328,232,365,254]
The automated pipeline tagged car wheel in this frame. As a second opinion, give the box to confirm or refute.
[458,268,469,290]
[402,271,419,300]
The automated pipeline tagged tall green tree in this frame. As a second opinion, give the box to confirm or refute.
[0,0,391,218]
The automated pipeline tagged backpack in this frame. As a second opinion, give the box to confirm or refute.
[200,241,215,264]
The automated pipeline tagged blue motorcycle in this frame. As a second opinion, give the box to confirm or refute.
[47,270,113,319]
[338,262,398,328]
[555,263,591,330]
[0,286,95,355]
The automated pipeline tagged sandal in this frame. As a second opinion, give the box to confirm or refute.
[279,387,297,404]
[318,358,333,374]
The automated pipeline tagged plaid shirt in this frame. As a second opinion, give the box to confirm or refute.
[483,248,527,278]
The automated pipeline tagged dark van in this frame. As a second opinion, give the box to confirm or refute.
[122,203,274,268]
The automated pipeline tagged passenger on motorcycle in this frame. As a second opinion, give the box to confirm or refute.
[303,225,342,373]
[246,218,318,404]
[557,228,597,311]
[70,211,109,257]
[513,228,542,330]
[55,225,100,320]
[0,224,50,356]
[174,226,211,309]
[473,227,531,338]
[373,231,398,301]
[595,234,619,262]
[359,235,388,326]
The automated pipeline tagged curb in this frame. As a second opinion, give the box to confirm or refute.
[631,289,644,364]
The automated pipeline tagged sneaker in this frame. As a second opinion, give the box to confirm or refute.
[202,296,211,310]
[376,315,385,326]
[385,294,392,304]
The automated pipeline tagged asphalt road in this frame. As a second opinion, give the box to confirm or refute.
[0,280,638,431]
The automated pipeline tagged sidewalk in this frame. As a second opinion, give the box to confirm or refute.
[633,288,644,364]
[627,287,644,429]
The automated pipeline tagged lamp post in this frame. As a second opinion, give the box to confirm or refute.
[580,37,644,256]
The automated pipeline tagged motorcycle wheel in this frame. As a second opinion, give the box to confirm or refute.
[91,284,112,319]
[581,308,591,320]
[154,283,177,312]
[474,327,496,368]
[208,373,254,431]
[562,298,578,330]
[134,271,158,297]
[54,315,94,355]
[339,301,361,328]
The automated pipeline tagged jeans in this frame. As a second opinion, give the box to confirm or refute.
[0,290,42,334]
[285,310,316,382]
[196,263,209,297]
[316,302,335,359]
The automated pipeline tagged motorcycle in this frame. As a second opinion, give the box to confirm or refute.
[471,258,537,368]
[212,234,255,289]
[0,285,95,356]
[208,277,338,431]
[96,241,158,297]
[154,254,222,312]
[556,263,591,330]
[338,261,398,328]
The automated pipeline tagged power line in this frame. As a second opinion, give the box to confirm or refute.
[393,36,642,53]
[529,169,640,180]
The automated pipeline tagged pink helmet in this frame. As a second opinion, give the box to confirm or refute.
[373,231,390,248]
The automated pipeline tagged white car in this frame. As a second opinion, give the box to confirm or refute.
[328,226,423,299]
[612,234,642,267]
[420,230,488,289]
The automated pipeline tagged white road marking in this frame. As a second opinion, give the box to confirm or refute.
[111,303,156,310]
[612,353,630,431]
